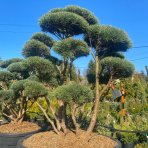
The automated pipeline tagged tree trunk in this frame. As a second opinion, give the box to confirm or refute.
[69,60,73,81]
[71,104,80,133]
[62,59,68,84]
[87,55,100,134]
[58,100,67,134]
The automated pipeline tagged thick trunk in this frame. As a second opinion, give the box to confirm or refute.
[58,100,67,134]
[71,104,80,133]
[87,55,100,134]
[62,59,68,84]
[69,60,73,81]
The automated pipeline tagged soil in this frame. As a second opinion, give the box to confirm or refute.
[23,131,118,148]
[0,121,40,134]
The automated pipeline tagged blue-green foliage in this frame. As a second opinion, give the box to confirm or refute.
[52,82,94,104]
[10,80,48,99]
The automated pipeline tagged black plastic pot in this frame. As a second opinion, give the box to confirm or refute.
[122,143,134,148]
[0,129,41,148]
[17,133,122,148]
[107,136,122,148]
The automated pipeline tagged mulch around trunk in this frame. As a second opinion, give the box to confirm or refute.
[23,131,117,148]
[0,121,40,134]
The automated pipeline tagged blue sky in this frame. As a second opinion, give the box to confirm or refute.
[0,0,148,74]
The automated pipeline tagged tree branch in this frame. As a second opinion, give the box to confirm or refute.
[89,47,95,61]
[3,113,15,121]
[45,97,61,131]
[36,102,60,135]
[71,104,80,132]
[100,76,113,97]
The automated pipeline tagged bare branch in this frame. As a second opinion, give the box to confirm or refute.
[36,102,60,135]
[3,113,15,121]
[71,104,80,132]
[45,97,61,131]
[100,76,113,97]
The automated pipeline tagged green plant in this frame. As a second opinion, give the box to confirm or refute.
[120,132,139,144]
[134,142,148,148]
[0,80,48,123]
[114,122,139,144]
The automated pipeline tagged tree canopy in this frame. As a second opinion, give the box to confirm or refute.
[53,38,89,61]
[0,71,14,82]
[31,32,54,48]
[101,57,135,79]
[84,25,132,56]
[10,80,48,99]
[39,12,89,39]
[0,58,22,68]
[51,5,98,25]
[87,57,135,84]
[22,39,50,58]
[52,82,93,105]
[22,57,58,84]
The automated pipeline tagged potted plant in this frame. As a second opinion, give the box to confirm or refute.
[115,121,140,148]
[0,74,48,147]
[17,82,122,148]
[135,142,148,148]
[15,5,135,148]
[119,132,138,148]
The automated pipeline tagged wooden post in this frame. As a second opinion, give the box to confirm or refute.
[121,84,125,121]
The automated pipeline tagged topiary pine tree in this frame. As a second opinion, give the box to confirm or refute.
[35,82,93,135]
[35,6,94,133]
[0,80,48,123]
[84,25,132,133]
[19,6,134,137]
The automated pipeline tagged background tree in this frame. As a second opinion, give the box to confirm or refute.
[145,66,148,76]
[0,58,22,69]
[84,24,132,133]
[7,62,29,80]
[0,71,14,90]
